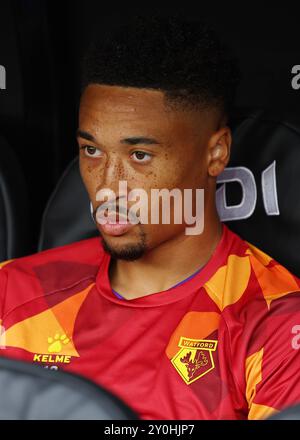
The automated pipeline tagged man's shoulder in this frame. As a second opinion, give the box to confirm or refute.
[0,237,105,317]
[225,226,300,294]
[245,240,300,297]
[206,226,300,312]
[0,236,104,273]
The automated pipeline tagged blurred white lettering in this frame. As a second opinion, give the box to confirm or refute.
[291,65,300,90]
[0,65,6,90]
[291,325,300,350]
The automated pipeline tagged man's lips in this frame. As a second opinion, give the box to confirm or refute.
[98,212,136,236]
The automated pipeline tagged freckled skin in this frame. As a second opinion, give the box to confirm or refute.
[78,84,231,298]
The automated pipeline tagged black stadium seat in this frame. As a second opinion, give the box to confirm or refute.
[38,156,96,251]
[0,356,138,420]
[223,109,300,276]
[269,404,300,420]
[0,136,29,261]
[38,109,300,277]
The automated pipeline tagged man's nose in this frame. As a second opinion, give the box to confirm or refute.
[97,154,128,200]
[101,154,126,189]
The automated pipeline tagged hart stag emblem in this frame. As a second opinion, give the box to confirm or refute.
[171,337,218,384]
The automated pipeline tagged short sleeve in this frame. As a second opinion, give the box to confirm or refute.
[0,262,9,349]
[246,291,300,419]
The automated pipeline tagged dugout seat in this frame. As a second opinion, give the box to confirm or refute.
[269,404,300,420]
[0,356,138,420]
[38,108,300,276]
[0,136,29,261]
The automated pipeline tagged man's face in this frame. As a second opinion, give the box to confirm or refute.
[78,84,227,260]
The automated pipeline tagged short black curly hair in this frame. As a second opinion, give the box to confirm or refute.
[82,15,240,118]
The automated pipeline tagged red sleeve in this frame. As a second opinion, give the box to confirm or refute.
[0,263,9,321]
[0,262,9,349]
[246,291,300,419]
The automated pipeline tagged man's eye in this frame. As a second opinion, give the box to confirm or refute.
[131,151,152,163]
[82,146,102,158]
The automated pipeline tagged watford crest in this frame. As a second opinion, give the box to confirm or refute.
[171,337,218,384]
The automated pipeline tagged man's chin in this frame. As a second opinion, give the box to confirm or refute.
[100,236,147,261]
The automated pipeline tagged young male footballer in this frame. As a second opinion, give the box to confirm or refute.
[1,16,300,420]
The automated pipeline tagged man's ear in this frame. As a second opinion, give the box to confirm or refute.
[207,126,232,177]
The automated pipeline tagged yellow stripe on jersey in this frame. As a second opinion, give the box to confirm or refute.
[246,349,280,420]
[204,255,251,310]
[248,403,279,420]
[245,243,273,266]
[245,348,263,408]
[0,260,14,269]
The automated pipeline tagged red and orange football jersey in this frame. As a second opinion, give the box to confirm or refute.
[0,224,300,419]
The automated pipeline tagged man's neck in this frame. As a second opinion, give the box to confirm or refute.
[109,215,223,300]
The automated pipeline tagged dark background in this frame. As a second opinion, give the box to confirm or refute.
[0,0,299,256]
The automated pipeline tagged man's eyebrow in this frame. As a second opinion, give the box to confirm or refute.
[76,131,161,146]
[120,137,160,146]
[76,129,96,142]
